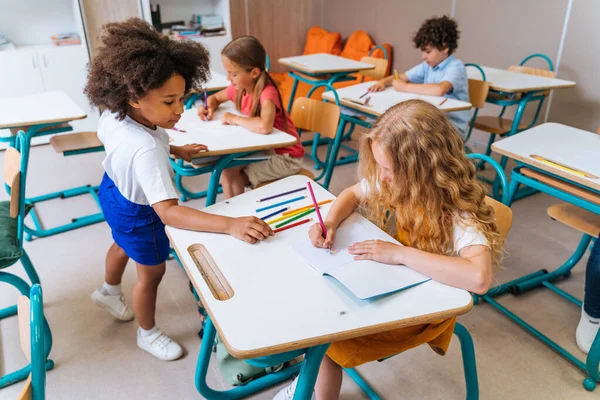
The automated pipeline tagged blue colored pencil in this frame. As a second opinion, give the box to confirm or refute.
[256,187,306,202]
[259,207,288,221]
[256,196,306,212]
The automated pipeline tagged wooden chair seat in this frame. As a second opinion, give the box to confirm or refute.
[50,131,103,154]
[547,203,600,238]
[472,116,528,135]
[255,168,315,189]
[521,168,600,206]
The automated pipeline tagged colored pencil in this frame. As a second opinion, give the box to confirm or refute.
[172,127,186,132]
[255,196,306,212]
[203,90,208,108]
[273,218,312,234]
[256,187,306,202]
[439,97,448,106]
[267,205,321,224]
[394,69,399,80]
[307,182,327,237]
[283,199,333,216]
[274,208,316,228]
[359,91,369,99]
[259,207,288,221]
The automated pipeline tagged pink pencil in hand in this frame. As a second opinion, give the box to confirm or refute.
[306,181,327,238]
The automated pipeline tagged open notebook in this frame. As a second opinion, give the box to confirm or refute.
[289,213,430,300]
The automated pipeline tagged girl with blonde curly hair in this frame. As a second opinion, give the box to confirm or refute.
[276,99,502,400]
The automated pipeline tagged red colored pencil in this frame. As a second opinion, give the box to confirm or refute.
[439,97,448,106]
[273,218,312,233]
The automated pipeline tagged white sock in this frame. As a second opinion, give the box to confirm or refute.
[101,282,122,296]
[139,325,159,338]
[576,306,600,354]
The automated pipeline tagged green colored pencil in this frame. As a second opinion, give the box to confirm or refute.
[274,207,317,228]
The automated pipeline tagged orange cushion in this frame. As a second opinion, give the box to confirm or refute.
[303,26,342,55]
[340,30,374,61]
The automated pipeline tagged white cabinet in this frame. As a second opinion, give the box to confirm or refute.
[0,49,45,97]
[0,45,97,131]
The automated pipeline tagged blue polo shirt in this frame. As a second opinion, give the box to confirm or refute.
[405,55,470,138]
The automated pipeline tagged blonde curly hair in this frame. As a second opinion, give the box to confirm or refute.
[358,99,502,268]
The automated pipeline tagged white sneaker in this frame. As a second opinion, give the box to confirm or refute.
[274,376,315,400]
[137,328,183,361]
[91,289,134,321]
[576,306,600,354]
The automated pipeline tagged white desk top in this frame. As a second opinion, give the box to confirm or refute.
[467,66,575,93]
[278,53,375,74]
[166,175,473,358]
[323,81,472,116]
[167,102,298,157]
[492,123,600,192]
[0,91,87,129]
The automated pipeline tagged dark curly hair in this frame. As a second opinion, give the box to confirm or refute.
[85,18,210,120]
[413,16,460,55]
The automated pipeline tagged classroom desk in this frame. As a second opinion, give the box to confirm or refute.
[467,66,576,199]
[484,123,600,391]
[0,91,104,240]
[278,53,374,113]
[167,102,298,205]
[184,70,230,109]
[319,81,472,167]
[166,175,473,399]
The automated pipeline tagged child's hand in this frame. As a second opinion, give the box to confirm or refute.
[197,105,216,121]
[392,79,407,92]
[368,82,386,92]
[221,112,237,126]
[173,144,208,162]
[228,216,274,244]
[348,240,403,264]
[309,223,335,249]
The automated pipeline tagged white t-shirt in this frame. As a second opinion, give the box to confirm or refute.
[359,179,488,254]
[97,111,178,206]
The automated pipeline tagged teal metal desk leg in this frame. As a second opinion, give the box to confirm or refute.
[321,118,347,190]
[287,75,300,114]
[195,317,309,399]
[584,332,600,391]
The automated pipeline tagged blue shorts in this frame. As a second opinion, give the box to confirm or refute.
[98,173,170,266]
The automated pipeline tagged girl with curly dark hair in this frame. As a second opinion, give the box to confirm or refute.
[368,16,470,139]
[85,18,272,361]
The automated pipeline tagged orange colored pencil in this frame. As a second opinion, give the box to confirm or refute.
[282,199,333,216]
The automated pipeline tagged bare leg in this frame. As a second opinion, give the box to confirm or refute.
[133,262,166,330]
[315,354,343,400]
[105,242,129,285]
[221,166,249,198]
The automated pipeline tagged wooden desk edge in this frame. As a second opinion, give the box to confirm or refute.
[491,145,600,192]
[279,59,375,74]
[190,137,299,158]
[0,114,87,130]
[168,229,474,360]
[487,82,576,94]
[322,93,472,115]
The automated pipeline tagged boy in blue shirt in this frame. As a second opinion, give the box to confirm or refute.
[369,16,470,138]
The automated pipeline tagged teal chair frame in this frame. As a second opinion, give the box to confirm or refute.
[475,159,600,391]
[468,54,555,200]
[4,123,105,241]
[0,133,54,389]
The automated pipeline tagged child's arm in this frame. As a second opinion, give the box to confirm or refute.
[197,89,229,121]
[349,242,493,294]
[170,144,208,162]
[221,99,276,134]
[153,199,273,244]
[368,73,409,92]
[309,182,362,248]
[391,80,453,97]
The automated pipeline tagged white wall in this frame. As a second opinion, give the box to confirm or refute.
[0,0,77,46]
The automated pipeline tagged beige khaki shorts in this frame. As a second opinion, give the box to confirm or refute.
[243,152,303,188]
